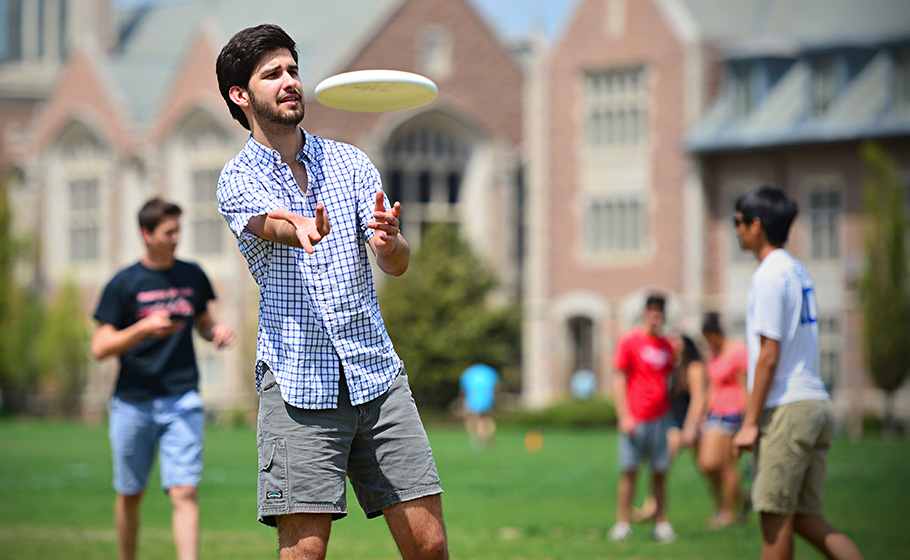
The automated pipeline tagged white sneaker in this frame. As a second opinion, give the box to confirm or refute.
[653,521,677,543]
[607,521,632,542]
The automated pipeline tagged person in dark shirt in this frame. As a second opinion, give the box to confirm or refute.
[92,197,235,560]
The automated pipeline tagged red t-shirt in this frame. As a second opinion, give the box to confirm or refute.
[707,341,748,415]
[613,327,674,422]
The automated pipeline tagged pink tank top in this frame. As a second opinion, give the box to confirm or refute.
[707,341,747,415]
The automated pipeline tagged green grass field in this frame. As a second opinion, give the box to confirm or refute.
[0,419,906,559]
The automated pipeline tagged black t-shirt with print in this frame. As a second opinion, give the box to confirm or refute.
[94,260,215,401]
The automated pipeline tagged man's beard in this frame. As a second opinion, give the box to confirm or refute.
[249,89,304,128]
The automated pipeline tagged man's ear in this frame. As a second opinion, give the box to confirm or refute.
[228,85,250,108]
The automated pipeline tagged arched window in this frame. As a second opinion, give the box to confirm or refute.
[382,112,473,243]
[567,316,595,373]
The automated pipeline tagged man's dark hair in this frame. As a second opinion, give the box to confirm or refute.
[645,293,666,311]
[215,24,298,131]
[701,311,724,335]
[735,185,798,246]
[138,197,182,232]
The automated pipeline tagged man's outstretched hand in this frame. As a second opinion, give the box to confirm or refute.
[268,203,330,253]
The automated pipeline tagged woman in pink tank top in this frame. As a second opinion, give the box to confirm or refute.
[699,312,749,530]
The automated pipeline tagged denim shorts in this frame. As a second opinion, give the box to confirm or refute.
[256,366,442,526]
[108,390,204,495]
[703,411,744,435]
[618,414,670,473]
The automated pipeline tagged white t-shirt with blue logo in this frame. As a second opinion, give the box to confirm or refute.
[746,249,829,409]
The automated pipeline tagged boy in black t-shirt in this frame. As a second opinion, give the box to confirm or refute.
[92,197,235,560]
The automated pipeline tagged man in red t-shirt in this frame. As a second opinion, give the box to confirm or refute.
[608,294,677,543]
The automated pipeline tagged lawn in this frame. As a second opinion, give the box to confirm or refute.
[0,419,906,559]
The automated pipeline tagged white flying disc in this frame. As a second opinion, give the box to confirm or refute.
[314,70,438,112]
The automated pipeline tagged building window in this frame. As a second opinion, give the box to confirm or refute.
[568,316,594,372]
[68,178,100,262]
[584,67,646,147]
[583,195,646,255]
[418,26,452,81]
[810,55,837,117]
[732,63,758,120]
[1,0,24,62]
[190,168,223,255]
[809,187,840,260]
[383,112,472,243]
[894,47,910,114]
[817,316,840,392]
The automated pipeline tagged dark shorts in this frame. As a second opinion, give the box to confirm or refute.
[256,367,442,526]
[669,393,690,429]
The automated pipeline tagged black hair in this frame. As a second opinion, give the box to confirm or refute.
[701,311,724,335]
[735,184,798,246]
[645,293,666,311]
[679,334,702,366]
[138,197,181,232]
[216,24,298,131]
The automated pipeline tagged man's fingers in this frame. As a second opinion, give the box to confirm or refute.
[374,190,385,212]
[315,203,330,236]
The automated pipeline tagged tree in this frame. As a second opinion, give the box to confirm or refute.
[36,282,91,417]
[379,223,521,410]
[859,142,910,435]
[0,175,89,417]
[0,175,45,415]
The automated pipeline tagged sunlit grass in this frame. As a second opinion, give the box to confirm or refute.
[0,419,906,559]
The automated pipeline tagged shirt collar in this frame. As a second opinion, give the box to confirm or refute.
[244,127,315,169]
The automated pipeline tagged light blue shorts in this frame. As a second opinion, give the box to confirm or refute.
[618,414,671,473]
[109,390,204,495]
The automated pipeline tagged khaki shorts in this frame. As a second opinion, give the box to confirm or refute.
[256,366,442,526]
[753,399,834,516]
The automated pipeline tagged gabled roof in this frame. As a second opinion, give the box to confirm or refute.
[689,48,910,153]
[681,0,910,50]
[105,0,403,128]
[684,0,910,152]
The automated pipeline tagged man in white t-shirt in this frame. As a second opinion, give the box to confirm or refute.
[732,186,863,560]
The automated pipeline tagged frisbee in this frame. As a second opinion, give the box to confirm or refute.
[314,70,438,112]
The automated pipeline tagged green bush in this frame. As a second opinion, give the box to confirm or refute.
[499,397,617,429]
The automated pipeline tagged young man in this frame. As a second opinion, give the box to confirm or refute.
[609,294,677,543]
[215,24,448,559]
[732,185,863,560]
[92,197,236,560]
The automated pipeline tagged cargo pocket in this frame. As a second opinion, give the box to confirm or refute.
[258,437,289,512]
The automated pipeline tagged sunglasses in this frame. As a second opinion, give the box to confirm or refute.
[732,215,754,228]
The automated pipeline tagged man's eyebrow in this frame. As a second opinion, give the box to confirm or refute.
[258,62,299,76]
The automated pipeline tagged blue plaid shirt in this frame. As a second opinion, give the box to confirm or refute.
[217,129,402,409]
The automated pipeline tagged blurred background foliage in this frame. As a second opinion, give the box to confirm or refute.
[859,143,910,436]
[0,179,91,417]
[380,223,521,411]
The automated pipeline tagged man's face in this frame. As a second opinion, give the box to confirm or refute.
[246,48,304,128]
[142,216,180,257]
[734,211,760,252]
[644,304,665,333]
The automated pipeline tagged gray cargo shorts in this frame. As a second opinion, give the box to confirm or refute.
[256,366,442,526]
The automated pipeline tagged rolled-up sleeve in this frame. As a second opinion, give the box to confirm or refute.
[217,165,285,241]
